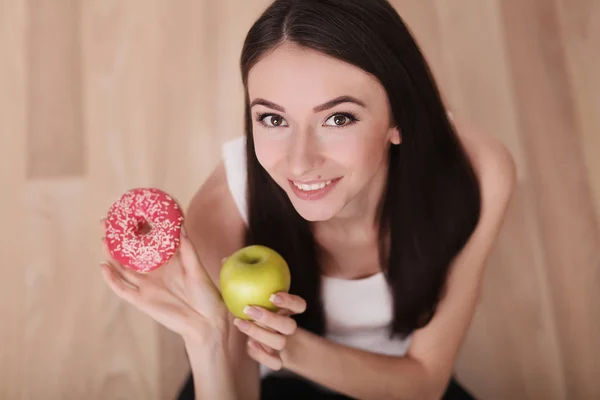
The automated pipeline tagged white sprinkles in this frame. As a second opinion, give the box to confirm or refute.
[105,188,184,272]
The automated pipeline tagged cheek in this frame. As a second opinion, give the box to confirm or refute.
[253,135,284,171]
[326,137,382,174]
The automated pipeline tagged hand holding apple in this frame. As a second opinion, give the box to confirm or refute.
[219,245,306,370]
[235,291,307,370]
[219,245,292,320]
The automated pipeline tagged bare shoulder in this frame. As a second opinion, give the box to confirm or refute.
[184,160,246,287]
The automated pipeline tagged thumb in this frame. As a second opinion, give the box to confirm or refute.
[178,226,211,283]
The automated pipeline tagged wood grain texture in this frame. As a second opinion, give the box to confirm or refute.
[79,1,165,398]
[458,185,567,400]
[0,1,27,398]
[498,1,600,398]
[26,0,85,179]
[152,0,220,396]
[428,1,566,399]
[0,1,598,399]
[433,0,528,182]
[555,0,600,227]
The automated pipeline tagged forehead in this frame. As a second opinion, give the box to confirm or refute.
[247,43,384,107]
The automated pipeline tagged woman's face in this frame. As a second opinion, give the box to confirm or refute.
[247,42,400,222]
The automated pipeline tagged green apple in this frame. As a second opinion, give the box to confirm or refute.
[219,245,291,320]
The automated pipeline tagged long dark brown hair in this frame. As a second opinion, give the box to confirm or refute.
[240,0,481,339]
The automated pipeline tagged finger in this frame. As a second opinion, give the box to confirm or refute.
[247,339,282,370]
[270,293,307,315]
[100,262,139,299]
[244,306,297,336]
[101,237,144,286]
[233,318,287,351]
[275,308,293,318]
[254,339,280,357]
[100,217,106,235]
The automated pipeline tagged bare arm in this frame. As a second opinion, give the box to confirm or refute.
[100,196,245,400]
[182,321,238,400]
[185,161,261,400]
[276,124,517,400]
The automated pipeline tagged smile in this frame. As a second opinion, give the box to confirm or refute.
[291,180,333,192]
[288,177,342,201]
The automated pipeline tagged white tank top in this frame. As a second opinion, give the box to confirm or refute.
[221,136,413,378]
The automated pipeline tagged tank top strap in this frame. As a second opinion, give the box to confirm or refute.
[221,135,249,225]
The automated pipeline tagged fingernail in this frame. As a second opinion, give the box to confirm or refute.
[234,318,250,331]
[244,306,262,319]
[270,294,283,306]
[181,226,188,238]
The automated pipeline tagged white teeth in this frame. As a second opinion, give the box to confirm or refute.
[293,179,333,192]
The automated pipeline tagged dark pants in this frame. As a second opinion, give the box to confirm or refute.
[177,373,477,399]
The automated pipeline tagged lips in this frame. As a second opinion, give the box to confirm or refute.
[288,177,342,201]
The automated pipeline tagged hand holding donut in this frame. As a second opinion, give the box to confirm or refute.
[233,290,307,370]
[100,188,228,342]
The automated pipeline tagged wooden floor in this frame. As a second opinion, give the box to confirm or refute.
[0,0,598,399]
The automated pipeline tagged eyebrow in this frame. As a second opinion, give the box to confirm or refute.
[250,95,366,113]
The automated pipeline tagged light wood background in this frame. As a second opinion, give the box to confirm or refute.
[1,0,598,399]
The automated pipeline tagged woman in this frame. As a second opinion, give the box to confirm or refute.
[100,0,516,398]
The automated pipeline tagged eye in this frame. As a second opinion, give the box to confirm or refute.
[255,113,289,128]
[324,112,359,127]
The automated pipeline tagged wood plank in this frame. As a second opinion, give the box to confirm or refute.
[554,0,600,233]
[153,0,219,397]
[152,0,220,202]
[79,0,163,398]
[0,0,27,398]
[498,0,600,398]
[553,1,600,397]
[0,1,596,398]
[26,0,85,179]
[434,2,565,397]
[433,0,528,182]
[215,0,282,143]
[22,180,95,398]
[80,0,162,192]
[390,0,447,89]
[457,185,566,400]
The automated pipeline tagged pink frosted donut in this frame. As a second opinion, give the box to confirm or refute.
[105,188,184,273]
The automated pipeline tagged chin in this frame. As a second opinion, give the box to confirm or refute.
[288,199,342,222]
[295,209,336,222]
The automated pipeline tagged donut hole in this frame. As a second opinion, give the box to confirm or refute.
[136,219,153,236]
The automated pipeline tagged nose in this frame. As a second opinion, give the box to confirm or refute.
[287,130,322,178]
